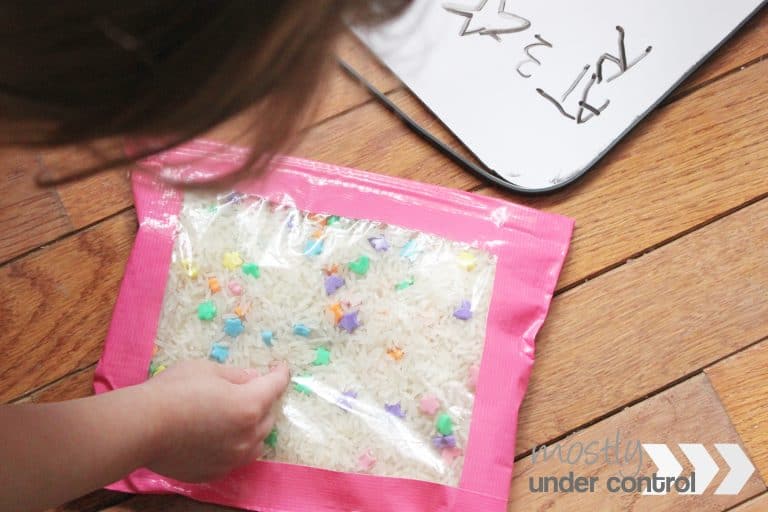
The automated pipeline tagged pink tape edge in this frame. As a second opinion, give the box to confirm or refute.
[95,140,574,512]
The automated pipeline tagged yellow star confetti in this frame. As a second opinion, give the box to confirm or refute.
[180,260,199,278]
[457,251,477,271]
[222,252,244,270]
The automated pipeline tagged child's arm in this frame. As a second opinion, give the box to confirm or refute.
[0,360,289,512]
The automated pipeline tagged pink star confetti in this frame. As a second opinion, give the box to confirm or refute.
[419,394,441,416]
[467,364,480,391]
[358,450,377,472]
[441,447,463,464]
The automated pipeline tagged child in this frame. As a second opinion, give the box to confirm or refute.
[0,2,410,511]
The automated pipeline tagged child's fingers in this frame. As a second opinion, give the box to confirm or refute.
[213,364,259,385]
[242,364,290,403]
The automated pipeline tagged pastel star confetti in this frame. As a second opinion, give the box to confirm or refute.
[148,362,166,378]
[227,280,243,296]
[197,300,217,320]
[441,446,463,463]
[324,275,345,295]
[180,260,199,279]
[453,299,473,320]
[358,450,377,472]
[223,316,244,337]
[293,323,312,337]
[337,389,358,409]
[222,252,244,270]
[242,263,260,278]
[419,394,441,416]
[293,373,313,396]
[326,215,341,226]
[264,428,278,448]
[368,236,390,252]
[436,413,454,435]
[457,251,477,271]
[384,402,406,419]
[348,255,370,276]
[339,311,360,333]
[304,239,324,256]
[400,240,420,262]
[468,364,480,390]
[432,434,457,449]
[209,343,229,363]
[386,346,405,361]
[234,304,248,319]
[394,276,415,291]
[261,330,273,347]
[207,276,221,294]
[328,302,344,324]
[313,347,331,366]
[322,264,339,275]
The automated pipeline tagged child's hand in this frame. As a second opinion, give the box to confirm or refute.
[141,359,290,482]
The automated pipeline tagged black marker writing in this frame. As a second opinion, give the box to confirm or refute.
[516,34,553,78]
[536,26,652,124]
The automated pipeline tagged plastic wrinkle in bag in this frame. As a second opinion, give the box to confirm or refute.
[95,140,573,512]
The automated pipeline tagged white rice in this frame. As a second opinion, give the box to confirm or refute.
[150,191,496,486]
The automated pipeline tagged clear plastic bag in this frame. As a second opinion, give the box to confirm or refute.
[95,140,573,512]
[151,191,495,485]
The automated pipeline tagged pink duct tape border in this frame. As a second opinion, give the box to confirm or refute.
[94,140,574,512]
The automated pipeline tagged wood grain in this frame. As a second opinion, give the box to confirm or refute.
[480,58,768,289]
[0,211,135,403]
[101,495,236,512]
[508,375,766,512]
[730,493,768,512]
[516,198,768,453]
[0,149,71,264]
[665,6,768,100]
[706,341,768,483]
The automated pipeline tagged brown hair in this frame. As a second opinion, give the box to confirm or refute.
[0,1,410,185]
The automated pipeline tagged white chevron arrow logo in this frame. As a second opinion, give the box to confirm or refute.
[714,444,756,495]
[642,444,682,495]
[678,444,718,494]
[641,443,755,495]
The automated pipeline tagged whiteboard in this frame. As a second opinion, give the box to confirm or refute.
[355,0,766,192]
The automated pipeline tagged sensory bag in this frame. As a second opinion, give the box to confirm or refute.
[95,139,573,512]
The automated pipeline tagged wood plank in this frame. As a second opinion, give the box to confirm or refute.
[0,149,72,264]
[509,375,766,511]
[516,199,768,453]
[0,211,135,403]
[22,366,96,404]
[292,88,483,189]
[480,58,768,289]
[46,490,130,512]
[45,147,133,230]
[101,495,235,512]
[312,31,401,123]
[668,6,768,99]
[706,341,768,483]
[730,493,768,512]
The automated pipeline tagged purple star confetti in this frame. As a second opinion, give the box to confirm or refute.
[339,311,360,333]
[384,402,406,419]
[431,435,457,449]
[337,389,358,410]
[324,275,345,295]
[368,236,390,252]
[453,299,473,320]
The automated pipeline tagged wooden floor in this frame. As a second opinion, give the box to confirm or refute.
[2,11,767,512]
